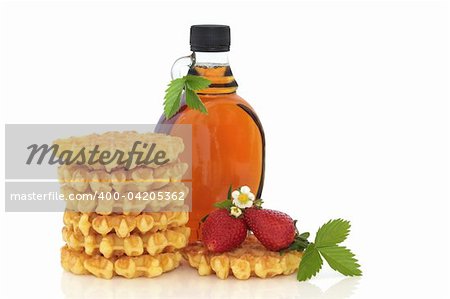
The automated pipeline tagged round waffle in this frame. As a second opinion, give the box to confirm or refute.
[64,210,189,238]
[61,182,189,215]
[53,131,185,171]
[63,226,190,258]
[58,162,189,193]
[182,235,302,280]
[61,246,182,279]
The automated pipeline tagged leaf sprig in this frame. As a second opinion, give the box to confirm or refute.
[163,75,211,119]
[296,219,362,281]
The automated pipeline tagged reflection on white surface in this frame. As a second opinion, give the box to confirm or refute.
[61,262,360,299]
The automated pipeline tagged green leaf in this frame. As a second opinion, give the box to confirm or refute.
[213,199,233,209]
[294,219,361,282]
[315,219,351,248]
[281,233,310,254]
[297,243,323,281]
[318,245,362,276]
[163,75,211,119]
[227,185,233,200]
[185,88,207,114]
[165,77,185,92]
[163,77,186,119]
[299,232,310,240]
[281,230,310,254]
[185,75,211,90]
[164,91,182,119]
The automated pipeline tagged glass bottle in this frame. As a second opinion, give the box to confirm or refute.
[157,25,265,240]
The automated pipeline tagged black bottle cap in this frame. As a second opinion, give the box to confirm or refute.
[190,25,230,52]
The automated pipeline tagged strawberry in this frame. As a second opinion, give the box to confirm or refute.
[201,209,248,253]
[244,208,296,251]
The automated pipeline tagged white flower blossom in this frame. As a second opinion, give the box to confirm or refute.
[231,186,255,209]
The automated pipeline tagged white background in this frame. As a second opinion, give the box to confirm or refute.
[1,1,449,298]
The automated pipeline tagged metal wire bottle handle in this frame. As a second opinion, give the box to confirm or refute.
[171,53,195,79]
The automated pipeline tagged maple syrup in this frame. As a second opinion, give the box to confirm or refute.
[157,25,265,240]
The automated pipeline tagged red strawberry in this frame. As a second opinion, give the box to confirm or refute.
[244,208,296,251]
[202,209,248,253]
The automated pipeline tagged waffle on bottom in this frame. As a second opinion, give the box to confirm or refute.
[182,235,303,280]
[61,246,182,279]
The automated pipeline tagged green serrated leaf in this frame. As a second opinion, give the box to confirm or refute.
[213,199,233,209]
[318,245,362,276]
[163,75,211,119]
[165,86,183,101]
[297,243,323,281]
[165,77,185,91]
[315,219,351,248]
[185,88,207,114]
[163,77,186,119]
[164,91,182,119]
[185,75,211,90]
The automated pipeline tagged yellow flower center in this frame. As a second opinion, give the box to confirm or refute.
[238,193,249,204]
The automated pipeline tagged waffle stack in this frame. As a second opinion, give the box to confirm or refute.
[56,131,191,279]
